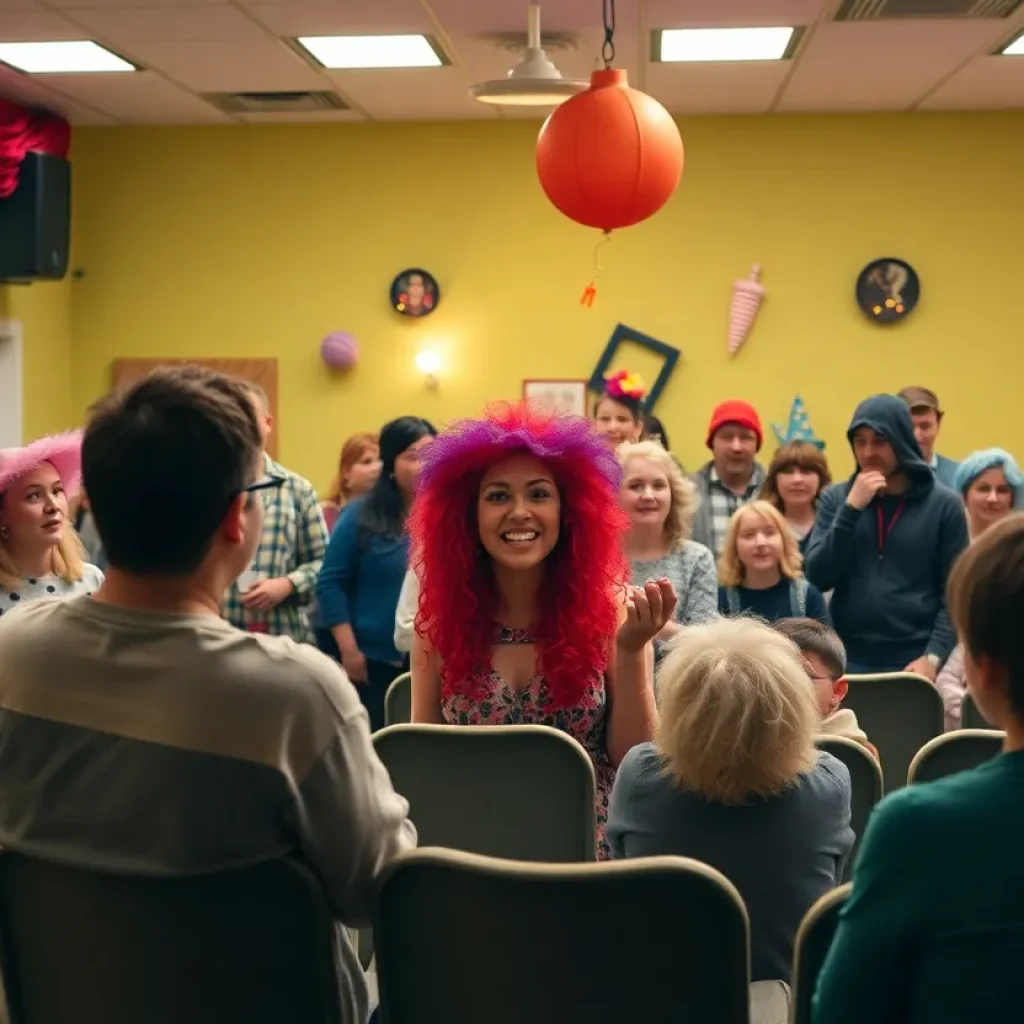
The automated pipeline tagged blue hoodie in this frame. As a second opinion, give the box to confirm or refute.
[805,395,969,670]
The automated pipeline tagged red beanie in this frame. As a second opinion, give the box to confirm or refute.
[706,400,763,450]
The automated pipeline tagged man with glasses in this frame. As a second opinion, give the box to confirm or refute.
[221,381,328,641]
[0,367,415,1022]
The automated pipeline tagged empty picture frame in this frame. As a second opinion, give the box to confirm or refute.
[587,323,681,413]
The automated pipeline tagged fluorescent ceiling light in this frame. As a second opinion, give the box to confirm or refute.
[0,40,134,74]
[1000,33,1024,56]
[297,34,442,69]
[658,27,795,63]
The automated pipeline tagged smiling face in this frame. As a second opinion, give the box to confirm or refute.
[621,456,671,532]
[965,466,1014,536]
[594,397,642,448]
[477,454,561,571]
[734,508,784,575]
[0,462,69,558]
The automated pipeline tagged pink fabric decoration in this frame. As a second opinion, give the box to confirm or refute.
[0,430,82,497]
[728,265,765,356]
[0,98,71,200]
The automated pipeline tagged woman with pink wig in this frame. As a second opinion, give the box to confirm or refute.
[408,402,675,858]
[0,432,103,612]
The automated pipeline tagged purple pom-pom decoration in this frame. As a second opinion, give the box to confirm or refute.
[320,332,359,372]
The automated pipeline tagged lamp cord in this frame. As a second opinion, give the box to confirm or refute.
[601,0,616,67]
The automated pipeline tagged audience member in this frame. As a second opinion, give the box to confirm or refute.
[74,492,107,571]
[772,617,875,756]
[718,501,830,624]
[643,414,670,452]
[814,515,1024,1023]
[0,367,415,1023]
[760,440,832,556]
[392,566,419,654]
[592,370,645,448]
[221,382,328,643]
[935,447,1023,728]
[608,617,853,987]
[317,416,436,731]
[0,432,103,609]
[691,400,766,559]
[806,395,968,675]
[619,441,718,641]
[898,385,959,488]
[321,432,381,534]
[408,403,673,858]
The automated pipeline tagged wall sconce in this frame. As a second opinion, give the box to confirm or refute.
[415,349,441,389]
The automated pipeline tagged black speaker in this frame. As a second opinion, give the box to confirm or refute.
[0,151,71,282]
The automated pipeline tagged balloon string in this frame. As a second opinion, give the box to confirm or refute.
[601,0,616,67]
[580,231,612,308]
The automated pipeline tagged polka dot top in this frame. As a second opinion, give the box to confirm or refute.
[0,564,104,616]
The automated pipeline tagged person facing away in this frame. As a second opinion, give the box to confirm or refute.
[771,617,876,757]
[814,515,1024,1024]
[717,500,830,626]
[898,385,959,489]
[805,394,969,677]
[607,617,853,986]
[0,367,415,1024]
[690,399,767,560]
[221,382,329,643]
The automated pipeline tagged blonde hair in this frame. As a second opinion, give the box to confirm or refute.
[0,521,86,591]
[718,500,803,587]
[618,440,699,549]
[656,617,819,803]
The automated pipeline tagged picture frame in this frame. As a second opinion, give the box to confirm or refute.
[390,268,440,318]
[588,323,681,413]
[522,379,588,418]
[855,258,920,324]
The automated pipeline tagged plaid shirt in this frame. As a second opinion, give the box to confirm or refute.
[222,454,328,643]
[707,464,765,560]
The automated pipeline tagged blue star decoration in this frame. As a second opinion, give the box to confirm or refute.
[773,395,825,449]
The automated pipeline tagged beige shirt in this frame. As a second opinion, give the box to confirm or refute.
[821,707,869,745]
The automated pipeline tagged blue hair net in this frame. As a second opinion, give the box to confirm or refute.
[953,448,1024,506]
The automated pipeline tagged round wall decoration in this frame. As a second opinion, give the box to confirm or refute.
[855,258,920,324]
[390,268,439,318]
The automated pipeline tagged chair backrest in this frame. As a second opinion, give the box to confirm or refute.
[961,692,993,730]
[0,854,340,1024]
[375,847,751,1024]
[384,672,411,726]
[373,724,596,861]
[791,884,851,1024]
[815,737,883,882]
[842,673,944,791]
[907,729,1005,785]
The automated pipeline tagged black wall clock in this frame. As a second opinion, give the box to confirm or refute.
[856,258,919,324]
[390,268,439,318]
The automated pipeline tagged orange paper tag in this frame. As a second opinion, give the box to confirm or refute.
[580,281,597,308]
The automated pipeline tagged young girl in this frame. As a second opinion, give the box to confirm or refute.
[718,500,830,625]
[0,432,103,610]
[592,370,645,449]
[320,432,381,533]
[760,440,832,556]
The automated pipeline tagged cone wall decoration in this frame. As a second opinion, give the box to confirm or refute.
[728,265,765,356]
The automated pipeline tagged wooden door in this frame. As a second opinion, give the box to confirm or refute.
[110,358,279,459]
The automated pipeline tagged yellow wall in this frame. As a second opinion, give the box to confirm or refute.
[60,112,1024,490]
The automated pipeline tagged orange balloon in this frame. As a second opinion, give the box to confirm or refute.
[536,68,684,232]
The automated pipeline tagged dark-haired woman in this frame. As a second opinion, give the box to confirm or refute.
[760,441,832,557]
[593,370,645,449]
[316,416,436,731]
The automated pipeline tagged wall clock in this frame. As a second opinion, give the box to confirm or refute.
[855,258,919,324]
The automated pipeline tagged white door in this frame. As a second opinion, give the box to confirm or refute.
[0,318,23,449]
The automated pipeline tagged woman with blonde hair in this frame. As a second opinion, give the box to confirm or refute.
[320,432,381,533]
[607,616,853,985]
[0,432,103,611]
[760,440,831,555]
[618,440,717,638]
[718,500,830,624]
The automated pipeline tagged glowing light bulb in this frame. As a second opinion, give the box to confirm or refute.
[416,350,441,375]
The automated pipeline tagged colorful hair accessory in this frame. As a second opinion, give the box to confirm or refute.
[410,401,629,710]
[603,369,646,401]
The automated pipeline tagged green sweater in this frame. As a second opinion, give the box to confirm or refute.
[813,748,1024,1023]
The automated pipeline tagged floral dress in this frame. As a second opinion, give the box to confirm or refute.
[440,626,616,860]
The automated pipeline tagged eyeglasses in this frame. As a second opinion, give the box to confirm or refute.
[242,475,285,496]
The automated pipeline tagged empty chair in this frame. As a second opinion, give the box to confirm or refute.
[842,673,944,790]
[375,847,752,1024]
[815,737,882,881]
[790,884,851,1024]
[961,692,993,730]
[0,854,341,1024]
[908,729,1005,785]
[383,672,411,726]
[373,723,596,861]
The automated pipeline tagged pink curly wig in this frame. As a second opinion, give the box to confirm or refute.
[408,402,630,709]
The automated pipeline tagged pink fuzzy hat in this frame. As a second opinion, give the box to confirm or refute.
[0,431,83,498]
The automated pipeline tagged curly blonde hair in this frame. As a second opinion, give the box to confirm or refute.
[718,500,803,587]
[656,617,819,804]
[618,440,699,550]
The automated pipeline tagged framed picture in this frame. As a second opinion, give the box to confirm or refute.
[855,258,920,324]
[390,268,440,318]
[587,323,681,413]
[522,379,588,418]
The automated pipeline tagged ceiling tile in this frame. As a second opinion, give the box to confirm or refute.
[776,19,1011,112]
[244,1,430,37]
[0,60,116,119]
[646,62,790,114]
[0,9,88,39]
[427,0,631,35]
[54,0,227,11]
[919,54,1024,110]
[643,0,826,28]
[70,5,267,43]
[327,64,495,119]
[0,0,46,13]
[235,107,365,122]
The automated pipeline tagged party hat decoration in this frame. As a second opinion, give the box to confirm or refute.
[772,395,825,449]
[728,265,766,356]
